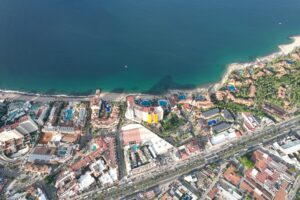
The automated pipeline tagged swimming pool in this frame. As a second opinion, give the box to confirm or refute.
[131,144,138,152]
[196,95,205,101]
[141,100,151,107]
[208,119,218,126]
[227,85,237,92]
[65,109,73,120]
[158,99,168,107]
[178,94,186,100]
[106,107,111,113]
[58,147,68,156]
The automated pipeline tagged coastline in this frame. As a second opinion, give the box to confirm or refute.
[1,35,300,102]
[212,35,300,92]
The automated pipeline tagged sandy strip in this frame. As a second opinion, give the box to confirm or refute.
[279,36,300,55]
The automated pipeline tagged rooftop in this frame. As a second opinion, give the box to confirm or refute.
[223,165,241,186]
[212,122,231,133]
[222,109,235,121]
[0,129,23,142]
[202,108,220,119]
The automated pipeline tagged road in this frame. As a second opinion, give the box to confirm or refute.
[287,175,300,200]
[202,163,226,199]
[75,116,300,200]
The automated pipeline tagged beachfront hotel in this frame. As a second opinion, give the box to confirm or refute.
[125,95,164,124]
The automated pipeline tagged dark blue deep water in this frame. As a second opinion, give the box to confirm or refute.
[0,0,300,94]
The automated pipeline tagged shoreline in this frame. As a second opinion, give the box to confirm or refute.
[212,35,300,92]
[1,35,300,102]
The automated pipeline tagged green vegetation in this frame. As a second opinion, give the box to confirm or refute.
[217,51,300,120]
[254,58,300,109]
[161,113,184,131]
[44,174,56,185]
[287,72,300,108]
[245,194,253,200]
[288,166,297,174]
[238,154,255,169]
[234,168,243,177]
[215,101,250,113]
[216,98,266,118]
[210,163,219,170]
[254,76,281,106]
[236,85,250,98]
[296,188,300,200]
[173,132,191,142]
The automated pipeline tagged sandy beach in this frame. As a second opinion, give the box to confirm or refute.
[1,35,300,102]
[279,36,300,55]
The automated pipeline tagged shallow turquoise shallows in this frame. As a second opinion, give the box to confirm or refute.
[0,0,300,94]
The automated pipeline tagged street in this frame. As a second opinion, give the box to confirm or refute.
[76,116,300,200]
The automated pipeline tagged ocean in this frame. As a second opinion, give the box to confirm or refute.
[0,0,300,94]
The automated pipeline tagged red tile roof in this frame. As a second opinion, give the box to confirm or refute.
[252,150,265,162]
[122,128,141,145]
[207,187,219,200]
[240,180,267,200]
[179,149,189,160]
[252,150,272,162]
[96,138,108,150]
[70,156,91,171]
[107,137,117,168]
[71,147,102,171]
[256,171,268,183]
[255,160,267,171]
[274,187,287,200]
[223,165,241,186]
[270,171,280,183]
[252,192,266,200]
[186,140,200,154]
[62,134,79,143]
[183,103,190,109]
[240,180,254,193]
[71,136,117,171]
[39,132,53,144]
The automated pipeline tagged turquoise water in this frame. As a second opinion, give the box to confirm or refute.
[0,0,300,94]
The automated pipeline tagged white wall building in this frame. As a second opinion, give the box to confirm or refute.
[78,172,95,192]
[242,112,261,132]
[210,128,237,145]
[125,96,164,123]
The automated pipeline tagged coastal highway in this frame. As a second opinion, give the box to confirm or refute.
[76,116,300,200]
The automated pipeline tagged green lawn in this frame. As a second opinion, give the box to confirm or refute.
[239,155,255,169]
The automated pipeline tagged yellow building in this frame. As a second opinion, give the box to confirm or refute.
[148,113,152,124]
[154,113,158,124]
[147,113,159,124]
